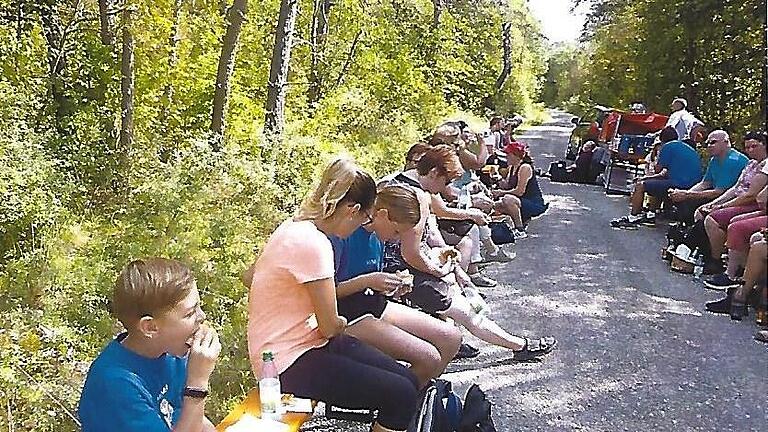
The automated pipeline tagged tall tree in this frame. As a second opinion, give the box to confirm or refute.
[307,0,332,110]
[211,0,248,144]
[97,0,114,45]
[264,0,299,138]
[119,6,135,154]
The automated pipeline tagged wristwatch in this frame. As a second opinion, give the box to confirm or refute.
[183,386,209,399]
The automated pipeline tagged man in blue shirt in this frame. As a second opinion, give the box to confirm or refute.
[667,130,749,223]
[79,258,220,432]
[611,126,702,228]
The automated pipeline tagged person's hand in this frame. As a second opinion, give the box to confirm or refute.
[466,208,489,225]
[633,175,647,184]
[471,194,494,213]
[668,190,687,202]
[186,324,221,388]
[364,272,404,294]
[697,204,713,215]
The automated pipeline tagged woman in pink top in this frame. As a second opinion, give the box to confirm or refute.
[243,158,418,432]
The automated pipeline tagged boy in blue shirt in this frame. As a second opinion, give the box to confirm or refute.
[79,258,220,432]
[612,126,702,228]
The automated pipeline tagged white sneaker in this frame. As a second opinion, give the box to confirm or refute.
[481,249,516,263]
[513,228,528,240]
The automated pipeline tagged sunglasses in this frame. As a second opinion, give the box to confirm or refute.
[361,211,374,226]
[705,140,720,145]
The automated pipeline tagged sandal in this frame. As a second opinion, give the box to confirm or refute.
[513,336,557,361]
[755,330,768,343]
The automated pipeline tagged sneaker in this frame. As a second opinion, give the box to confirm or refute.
[610,215,641,229]
[705,295,732,314]
[640,211,656,226]
[453,343,480,360]
[512,228,528,240]
[703,273,740,290]
[469,273,497,287]
[481,248,516,263]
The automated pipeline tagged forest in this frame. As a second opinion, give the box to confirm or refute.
[0,0,764,430]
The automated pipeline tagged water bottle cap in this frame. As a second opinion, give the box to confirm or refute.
[262,350,274,361]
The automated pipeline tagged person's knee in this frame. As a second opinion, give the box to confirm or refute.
[375,374,419,429]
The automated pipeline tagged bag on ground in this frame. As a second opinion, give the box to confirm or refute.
[408,379,463,432]
[458,384,496,432]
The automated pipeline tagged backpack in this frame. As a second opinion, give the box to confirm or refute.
[548,161,569,183]
[489,221,515,245]
[408,379,463,432]
[458,384,496,432]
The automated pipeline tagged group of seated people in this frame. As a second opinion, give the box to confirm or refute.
[77,118,555,432]
[609,121,767,343]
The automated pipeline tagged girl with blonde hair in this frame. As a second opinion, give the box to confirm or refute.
[244,158,418,432]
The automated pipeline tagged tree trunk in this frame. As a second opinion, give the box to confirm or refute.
[159,0,184,161]
[494,22,512,91]
[119,7,136,153]
[432,0,442,28]
[38,2,69,133]
[211,0,248,145]
[307,0,332,109]
[98,0,114,45]
[264,0,299,138]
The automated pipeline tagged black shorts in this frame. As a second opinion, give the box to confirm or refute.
[401,269,452,314]
[337,291,388,325]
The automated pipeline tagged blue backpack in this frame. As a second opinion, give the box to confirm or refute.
[408,379,463,432]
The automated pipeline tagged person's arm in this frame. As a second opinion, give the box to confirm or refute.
[305,278,347,338]
[715,172,768,210]
[175,326,221,432]
[457,135,488,170]
[430,194,488,225]
[336,273,402,298]
[400,194,453,277]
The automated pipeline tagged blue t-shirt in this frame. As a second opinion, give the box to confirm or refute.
[703,148,749,190]
[657,140,703,188]
[79,333,187,432]
[330,226,383,283]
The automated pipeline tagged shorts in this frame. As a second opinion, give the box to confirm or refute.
[520,198,547,220]
[337,291,388,325]
[710,204,763,229]
[401,269,452,314]
[643,179,676,198]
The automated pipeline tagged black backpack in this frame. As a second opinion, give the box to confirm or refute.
[458,384,496,432]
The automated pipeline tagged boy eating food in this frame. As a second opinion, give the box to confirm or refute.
[78,258,221,431]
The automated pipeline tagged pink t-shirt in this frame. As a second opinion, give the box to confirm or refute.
[734,159,767,196]
[247,219,334,377]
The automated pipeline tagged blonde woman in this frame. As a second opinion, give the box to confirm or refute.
[330,185,462,388]
[244,159,418,432]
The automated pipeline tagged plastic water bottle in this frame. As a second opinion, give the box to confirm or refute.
[693,251,704,280]
[464,287,490,315]
[458,186,471,209]
[260,351,282,420]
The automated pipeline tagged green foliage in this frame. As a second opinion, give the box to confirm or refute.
[545,0,766,142]
[0,0,549,430]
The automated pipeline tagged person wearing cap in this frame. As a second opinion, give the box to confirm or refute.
[668,130,752,224]
[492,141,547,239]
[610,126,702,228]
[665,97,703,141]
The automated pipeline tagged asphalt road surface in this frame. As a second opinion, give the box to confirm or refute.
[303,111,768,432]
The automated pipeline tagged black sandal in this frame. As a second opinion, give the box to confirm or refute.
[513,336,557,361]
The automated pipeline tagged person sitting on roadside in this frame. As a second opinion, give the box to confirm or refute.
[330,185,462,387]
[704,187,768,314]
[567,141,599,183]
[696,143,768,275]
[382,147,557,361]
[492,141,548,239]
[79,258,220,432]
[610,126,702,228]
[243,158,419,432]
[668,130,753,224]
[701,175,768,291]
[424,129,499,286]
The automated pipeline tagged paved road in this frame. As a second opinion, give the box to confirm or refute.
[304,111,768,431]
